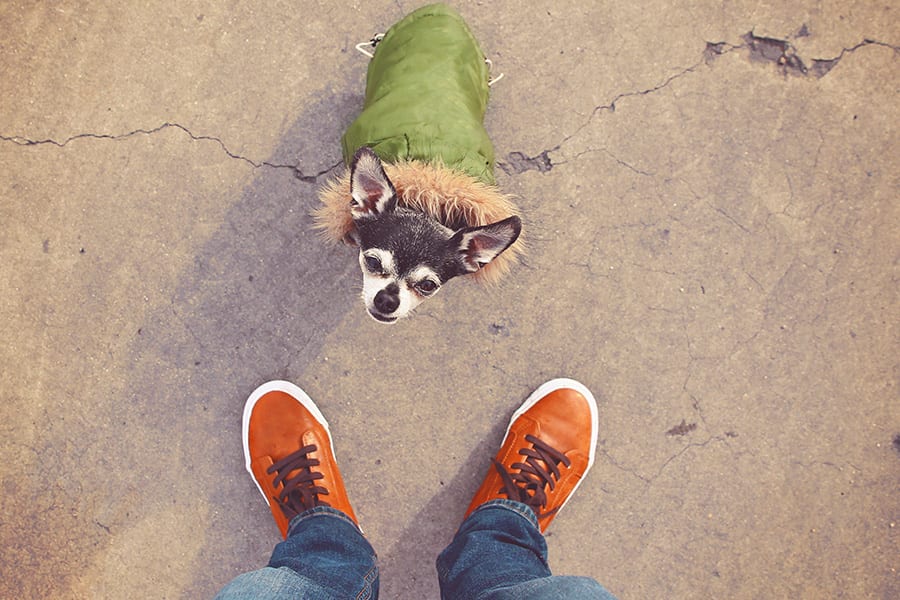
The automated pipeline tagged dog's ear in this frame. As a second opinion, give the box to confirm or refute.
[451,216,522,273]
[349,147,397,218]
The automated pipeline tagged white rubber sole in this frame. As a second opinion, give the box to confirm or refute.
[241,380,333,507]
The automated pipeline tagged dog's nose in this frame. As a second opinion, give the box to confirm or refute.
[374,289,400,314]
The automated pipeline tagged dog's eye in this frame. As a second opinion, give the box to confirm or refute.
[364,255,383,273]
[416,280,439,295]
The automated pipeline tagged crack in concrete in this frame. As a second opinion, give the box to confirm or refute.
[739,31,899,78]
[654,435,726,479]
[0,122,341,184]
[501,31,896,177]
[6,31,891,190]
[558,63,707,152]
[602,434,732,486]
[709,203,752,234]
[555,148,654,176]
[790,459,863,475]
[666,419,698,436]
[497,148,557,175]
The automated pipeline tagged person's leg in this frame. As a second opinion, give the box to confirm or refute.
[216,381,378,600]
[437,379,616,600]
[217,508,377,600]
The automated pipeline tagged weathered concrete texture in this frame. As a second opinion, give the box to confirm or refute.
[1,1,897,598]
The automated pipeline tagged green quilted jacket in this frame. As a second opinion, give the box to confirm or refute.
[341,3,496,185]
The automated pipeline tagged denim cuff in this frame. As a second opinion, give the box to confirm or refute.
[466,498,540,530]
[286,505,362,538]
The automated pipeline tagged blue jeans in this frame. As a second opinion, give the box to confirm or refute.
[216,500,615,599]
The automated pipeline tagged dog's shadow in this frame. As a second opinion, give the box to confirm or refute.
[124,85,370,594]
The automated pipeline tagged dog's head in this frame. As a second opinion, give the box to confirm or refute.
[347,147,521,323]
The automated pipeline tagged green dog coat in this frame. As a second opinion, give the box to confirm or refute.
[341,3,496,185]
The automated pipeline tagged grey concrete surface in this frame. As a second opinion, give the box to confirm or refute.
[1,1,897,598]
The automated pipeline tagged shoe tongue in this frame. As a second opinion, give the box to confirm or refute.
[275,438,323,518]
[301,431,318,453]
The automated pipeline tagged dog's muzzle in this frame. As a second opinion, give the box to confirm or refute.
[369,288,400,323]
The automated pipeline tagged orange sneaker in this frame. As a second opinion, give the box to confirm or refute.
[464,378,598,532]
[242,380,358,539]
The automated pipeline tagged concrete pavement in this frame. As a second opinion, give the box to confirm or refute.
[1,1,897,598]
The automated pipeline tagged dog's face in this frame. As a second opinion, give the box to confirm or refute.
[348,148,521,323]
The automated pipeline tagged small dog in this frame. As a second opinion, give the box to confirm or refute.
[345,147,520,323]
[315,4,523,323]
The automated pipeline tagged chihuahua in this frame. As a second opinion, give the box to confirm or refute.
[346,148,521,323]
[315,4,523,323]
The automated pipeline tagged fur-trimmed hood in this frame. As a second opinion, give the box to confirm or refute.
[314,160,523,283]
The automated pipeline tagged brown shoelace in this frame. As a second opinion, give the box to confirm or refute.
[267,444,331,519]
[492,434,571,519]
